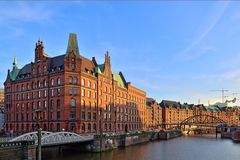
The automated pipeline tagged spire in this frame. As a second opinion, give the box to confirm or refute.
[13,56,18,68]
[66,33,80,58]
[10,56,20,81]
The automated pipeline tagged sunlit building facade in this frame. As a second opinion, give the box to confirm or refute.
[4,33,146,134]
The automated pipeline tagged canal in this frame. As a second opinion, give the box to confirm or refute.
[43,135,240,160]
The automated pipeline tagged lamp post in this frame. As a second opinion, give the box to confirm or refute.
[99,108,103,153]
[115,110,117,133]
[124,113,128,133]
[35,108,42,160]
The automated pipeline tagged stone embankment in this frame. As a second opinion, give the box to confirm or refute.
[221,127,240,143]
[91,130,182,152]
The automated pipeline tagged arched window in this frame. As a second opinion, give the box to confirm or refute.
[81,78,85,86]
[88,123,91,132]
[57,78,61,85]
[51,79,54,86]
[38,81,41,88]
[50,100,54,109]
[57,99,60,109]
[88,80,91,88]
[69,76,73,84]
[43,80,47,87]
[44,101,47,109]
[50,123,54,131]
[82,123,85,132]
[93,123,96,131]
[70,99,76,107]
[73,77,78,84]
[81,100,85,110]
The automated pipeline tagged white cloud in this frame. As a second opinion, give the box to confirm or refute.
[175,1,230,61]
[0,2,53,24]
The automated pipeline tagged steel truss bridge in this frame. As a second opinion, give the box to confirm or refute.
[180,114,226,127]
[161,114,227,129]
[10,131,94,147]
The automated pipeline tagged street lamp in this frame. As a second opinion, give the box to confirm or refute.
[124,113,128,133]
[99,108,103,153]
[35,108,42,160]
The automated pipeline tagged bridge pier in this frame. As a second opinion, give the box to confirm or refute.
[58,145,62,153]
[37,128,42,160]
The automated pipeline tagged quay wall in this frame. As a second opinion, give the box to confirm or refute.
[0,141,36,160]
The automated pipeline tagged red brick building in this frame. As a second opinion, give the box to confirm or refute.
[146,98,162,130]
[4,33,146,134]
[0,88,3,106]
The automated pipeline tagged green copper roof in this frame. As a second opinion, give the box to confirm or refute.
[10,68,20,81]
[65,33,80,58]
[10,56,20,81]
[99,64,104,73]
[205,106,221,112]
[95,66,102,74]
[13,56,18,66]
[113,72,126,89]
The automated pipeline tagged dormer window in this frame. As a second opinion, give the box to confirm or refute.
[72,63,75,70]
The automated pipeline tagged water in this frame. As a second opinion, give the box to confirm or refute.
[43,135,240,160]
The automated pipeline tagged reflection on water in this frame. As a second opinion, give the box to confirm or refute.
[43,135,240,160]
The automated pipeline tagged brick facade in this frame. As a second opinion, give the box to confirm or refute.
[4,33,146,134]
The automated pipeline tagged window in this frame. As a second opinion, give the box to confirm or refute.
[88,90,91,98]
[72,63,75,70]
[57,78,61,85]
[93,83,96,89]
[70,99,76,107]
[93,123,96,131]
[50,112,53,120]
[105,87,107,92]
[57,123,60,131]
[38,81,41,88]
[93,113,96,120]
[88,101,91,110]
[88,80,91,88]
[73,77,77,84]
[57,99,60,109]
[51,89,54,97]
[44,101,47,109]
[38,101,41,109]
[51,79,54,86]
[81,89,85,97]
[44,90,47,97]
[88,112,91,120]
[69,88,73,95]
[93,102,97,110]
[81,111,85,120]
[88,123,91,132]
[81,78,85,86]
[69,76,72,84]
[43,80,47,87]
[81,100,85,110]
[38,91,41,98]
[70,111,76,119]
[57,88,61,96]
[73,88,77,96]
[50,100,54,110]
[82,123,85,132]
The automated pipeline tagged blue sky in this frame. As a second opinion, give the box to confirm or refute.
[1,1,240,105]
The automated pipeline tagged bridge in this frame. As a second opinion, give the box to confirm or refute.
[180,114,226,127]
[10,131,94,147]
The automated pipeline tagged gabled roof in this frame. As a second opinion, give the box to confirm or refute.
[181,103,193,110]
[113,72,126,89]
[10,67,20,81]
[65,33,80,58]
[160,100,181,108]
